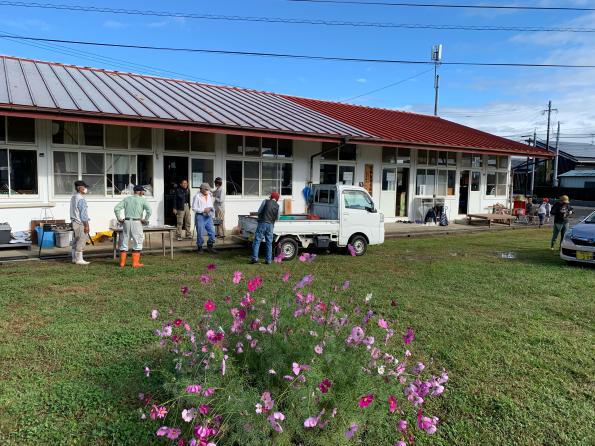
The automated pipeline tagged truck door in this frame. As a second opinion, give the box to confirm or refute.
[340,189,377,245]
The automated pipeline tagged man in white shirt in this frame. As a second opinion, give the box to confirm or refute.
[192,182,217,254]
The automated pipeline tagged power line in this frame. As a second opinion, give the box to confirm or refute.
[339,68,433,102]
[4,34,595,69]
[286,0,595,12]
[1,1,595,33]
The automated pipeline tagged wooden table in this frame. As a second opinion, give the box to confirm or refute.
[112,225,176,259]
[467,213,515,228]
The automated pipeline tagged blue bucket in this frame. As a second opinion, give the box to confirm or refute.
[35,226,55,248]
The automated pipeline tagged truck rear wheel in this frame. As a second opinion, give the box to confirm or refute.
[348,235,367,256]
[276,237,299,261]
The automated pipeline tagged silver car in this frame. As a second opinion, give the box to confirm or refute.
[560,211,595,264]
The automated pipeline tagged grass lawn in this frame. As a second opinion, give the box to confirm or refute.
[0,229,593,445]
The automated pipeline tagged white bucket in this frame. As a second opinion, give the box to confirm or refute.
[55,231,72,248]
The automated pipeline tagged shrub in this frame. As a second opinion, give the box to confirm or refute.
[139,262,448,445]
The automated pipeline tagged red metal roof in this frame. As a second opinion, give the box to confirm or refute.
[0,54,550,157]
[283,95,550,156]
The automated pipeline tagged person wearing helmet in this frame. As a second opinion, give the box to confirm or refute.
[114,185,152,267]
[70,180,91,265]
[550,195,573,250]
[250,192,280,265]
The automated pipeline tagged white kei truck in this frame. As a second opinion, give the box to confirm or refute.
[236,184,385,261]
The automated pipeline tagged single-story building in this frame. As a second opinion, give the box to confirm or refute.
[558,170,595,189]
[0,55,549,232]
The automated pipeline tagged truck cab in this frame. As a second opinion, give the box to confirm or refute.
[237,184,384,260]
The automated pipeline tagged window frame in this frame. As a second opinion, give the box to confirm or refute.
[0,146,39,198]
[485,156,509,197]
[1,116,37,145]
[51,121,153,151]
[225,135,294,160]
[415,167,456,197]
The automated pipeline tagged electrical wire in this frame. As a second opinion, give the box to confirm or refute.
[1,1,595,33]
[3,34,595,69]
[339,68,433,102]
[286,0,595,12]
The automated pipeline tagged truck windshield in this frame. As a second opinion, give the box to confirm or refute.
[343,190,374,210]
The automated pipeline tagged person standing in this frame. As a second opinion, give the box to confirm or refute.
[174,179,192,241]
[70,180,91,265]
[250,192,280,265]
[550,195,573,250]
[192,183,217,254]
[213,177,225,239]
[114,185,152,268]
[538,198,551,228]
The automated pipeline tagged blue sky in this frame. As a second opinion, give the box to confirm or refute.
[1,0,595,142]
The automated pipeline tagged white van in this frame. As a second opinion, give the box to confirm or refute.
[237,185,385,260]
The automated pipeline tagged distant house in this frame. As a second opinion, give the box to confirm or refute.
[558,170,595,189]
[0,55,548,232]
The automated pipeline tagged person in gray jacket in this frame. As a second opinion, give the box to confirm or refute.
[250,192,280,264]
[70,180,90,265]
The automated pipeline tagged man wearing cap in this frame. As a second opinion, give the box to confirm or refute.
[250,192,280,265]
[174,179,192,241]
[70,180,91,265]
[213,177,225,239]
[114,185,152,267]
[192,182,217,254]
[550,195,573,250]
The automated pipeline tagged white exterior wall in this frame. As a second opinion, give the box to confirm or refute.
[1,117,513,233]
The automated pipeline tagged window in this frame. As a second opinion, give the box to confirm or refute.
[321,142,356,161]
[382,169,396,191]
[419,149,455,166]
[0,116,5,142]
[52,121,79,145]
[398,148,411,165]
[226,135,292,158]
[227,135,244,155]
[191,159,214,188]
[471,171,481,191]
[262,162,293,196]
[383,147,410,165]
[340,144,356,161]
[130,127,152,150]
[416,169,436,196]
[191,132,216,153]
[7,117,35,143]
[320,164,337,185]
[339,165,355,185]
[244,161,260,195]
[81,123,103,147]
[0,149,37,195]
[462,154,483,168]
[487,172,507,196]
[417,150,428,165]
[165,130,190,151]
[137,155,153,191]
[436,170,456,196]
[104,154,153,197]
[498,156,508,169]
[105,125,128,149]
[82,153,105,195]
[316,188,335,204]
[343,190,373,210]
[226,160,243,195]
[53,151,79,195]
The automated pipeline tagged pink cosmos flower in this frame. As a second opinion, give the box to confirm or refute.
[151,309,159,319]
[292,362,301,376]
[378,318,389,329]
[207,263,216,271]
[180,286,189,297]
[397,419,408,432]
[417,410,439,435]
[347,244,357,256]
[203,387,215,397]
[395,442,407,446]
[186,384,202,394]
[304,416,319,428]
[273,251,285,263]
[342,280,350,290]
[403,327,415,345]
[247,276,263,292]
[204,300,216,312]
[156,426,169,437]
[200,274,212,284]
[345,423,359,439]
[232,271,243,284]
[412,362,425,375]
[199,404,210,415]
[182,408,197,422]
[388,395,398,413]
[314,344,323,355]
[299,253,316,263]
[358,394,374,408]
[167,428,181,440]
[150,405,168,420]
[282,272,290,282]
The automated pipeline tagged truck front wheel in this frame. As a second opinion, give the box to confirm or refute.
[276,237,299,261]
[348,235,368,256]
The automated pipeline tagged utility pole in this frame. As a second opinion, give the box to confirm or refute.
[552,121,561,187]
[542,100,558,184]
[432,44,442,116]
[529,130,536,196]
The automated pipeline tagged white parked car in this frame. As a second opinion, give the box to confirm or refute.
[560,210,595,264]
[237,185,385,260]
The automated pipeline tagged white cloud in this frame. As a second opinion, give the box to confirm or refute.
[356,78,367,83]
[103,20,128,29]
[0,18,50,31]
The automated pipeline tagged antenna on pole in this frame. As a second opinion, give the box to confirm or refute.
[432,44,442,116]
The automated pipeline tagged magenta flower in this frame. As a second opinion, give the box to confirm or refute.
[186,384,202,394]
[347,244,357,256]
[282,272,290,282]
[247,276,263,292]
[403,327,415,345]
[318,378,332,394]
[395,441,407,446]
[206,263,216,271]
[267,412,285,432]
[378,318,389,329]
[417,410,439,435]
[388,395,398,413]
[180,286,189,297]
[397,419,408,432]
[273,251,285,263]
[150,405,168,420]
[342,280,350,290]
[199,404,210,415]
[314,344,323,355]
[345,423,359,439]
[299,253,316,263]
[232,271,243,284]
[358,394,374,408]
[203,387,215,397]
[200,274,212,284]
[412,362,425,375]
[303,416,319,428]
[204,300,216,312]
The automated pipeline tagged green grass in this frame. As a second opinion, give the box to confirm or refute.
[0,230,593,445]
